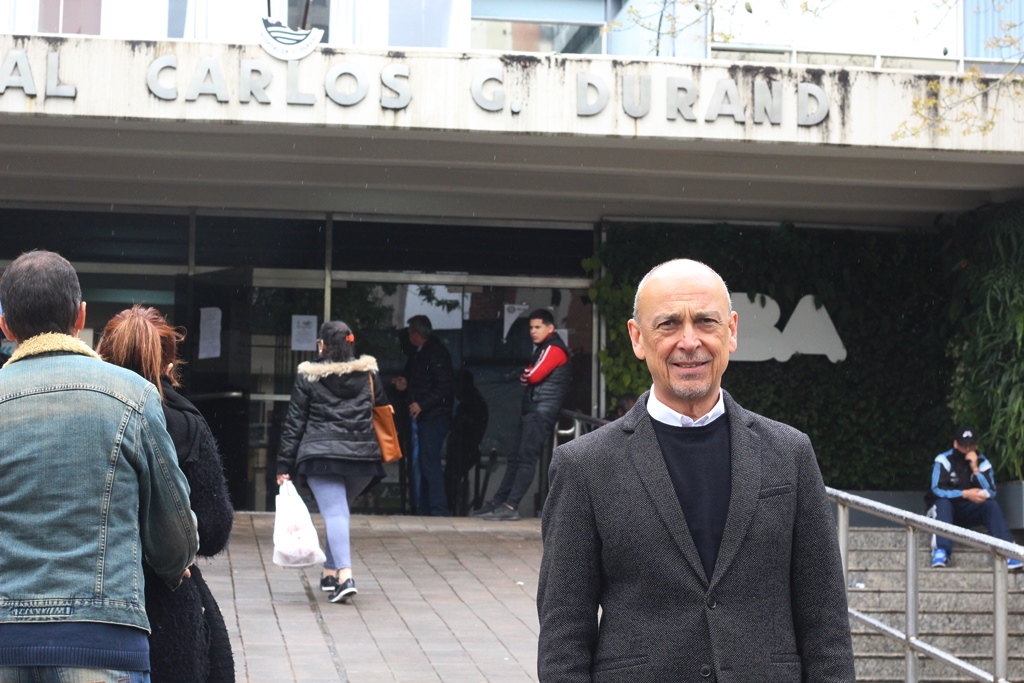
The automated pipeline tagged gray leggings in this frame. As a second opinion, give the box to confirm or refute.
[306,474,373,571]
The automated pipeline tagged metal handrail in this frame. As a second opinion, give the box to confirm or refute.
[536,411,609,509]
[829,488,1024,683]
[548,417,1024,683]
[555,409,609,442]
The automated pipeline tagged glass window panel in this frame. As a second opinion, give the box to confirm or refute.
[40,0,102,34]
[471,0,606,24]
[331,222,592,278]
[330,281,404,371]
[80,271,180,346]
[195,216,325,269]
[62,0,101,34]
[288,0,330,42]
[388,0,452,48]
[0,209,189,265]
[168,0,188,38]
[38,0,59,32]
[471,19,601,54]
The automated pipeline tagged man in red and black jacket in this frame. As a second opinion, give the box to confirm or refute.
[474,309,571,521]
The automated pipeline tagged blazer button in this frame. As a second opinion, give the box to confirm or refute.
[706,595,717,609]
[700,664,712,677]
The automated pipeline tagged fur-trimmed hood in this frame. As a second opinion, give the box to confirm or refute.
[297,355,378,380]
[277,353,389,469]
[3,332,101,368]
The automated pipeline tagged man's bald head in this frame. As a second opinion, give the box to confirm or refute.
[632,259,732,323]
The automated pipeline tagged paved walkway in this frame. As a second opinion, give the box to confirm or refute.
[202,512,543,683]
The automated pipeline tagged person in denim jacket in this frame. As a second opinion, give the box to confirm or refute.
[0,250,198,683]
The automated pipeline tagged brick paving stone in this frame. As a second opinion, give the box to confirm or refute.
[203,512,542,683]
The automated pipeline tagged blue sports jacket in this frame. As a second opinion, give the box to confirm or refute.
[926,447,997,507]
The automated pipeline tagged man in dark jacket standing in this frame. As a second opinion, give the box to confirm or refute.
[537,259,854,682]
[475,309,571,521]
[394,315,455,516]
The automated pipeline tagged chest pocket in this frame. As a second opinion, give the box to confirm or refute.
[759,483,794,498]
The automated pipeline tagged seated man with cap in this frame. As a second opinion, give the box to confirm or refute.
[926,427,1022,570]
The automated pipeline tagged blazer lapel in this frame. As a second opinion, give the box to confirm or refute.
[709,391,763,589]
[625,395,709,585]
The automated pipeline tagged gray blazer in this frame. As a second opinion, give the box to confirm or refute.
[537,390,855,683]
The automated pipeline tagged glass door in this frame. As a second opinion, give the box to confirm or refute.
[175,267,254,511]
[331,279,592,517]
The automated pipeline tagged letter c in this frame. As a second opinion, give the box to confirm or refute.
[147,55,177,101]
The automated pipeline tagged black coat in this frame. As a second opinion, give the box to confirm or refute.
[401,335,455,421]
[144,379,235,683]
[277,355,389,474]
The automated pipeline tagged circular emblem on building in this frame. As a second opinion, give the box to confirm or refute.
[258,17,324,61]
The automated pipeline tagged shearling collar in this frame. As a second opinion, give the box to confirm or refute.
[298,355,378,380]
[3,332,101,368]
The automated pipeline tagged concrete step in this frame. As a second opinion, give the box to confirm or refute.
[851,547,1014,571]
[854,652,1024,681]
[847,528,933,549]
[847,526,1023,554]
[851,630,1021,654]
[847,589,1024,612]
[845,568,1024,591]
[849,609,1024,632]
[845,528,1024,682]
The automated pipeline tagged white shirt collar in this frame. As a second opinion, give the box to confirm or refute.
[646,388,726,428]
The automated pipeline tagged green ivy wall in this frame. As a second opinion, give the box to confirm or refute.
[588,222,954,491]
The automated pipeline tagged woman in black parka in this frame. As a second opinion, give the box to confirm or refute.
[275,320,387,604]
[97,306,235,683]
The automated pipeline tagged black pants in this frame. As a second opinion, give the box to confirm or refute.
[493,410,557,510]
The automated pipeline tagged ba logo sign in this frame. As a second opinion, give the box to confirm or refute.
[732,293,846,363]
[258,17,324,61]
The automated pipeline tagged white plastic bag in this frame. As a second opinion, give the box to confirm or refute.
[273,481,327,568]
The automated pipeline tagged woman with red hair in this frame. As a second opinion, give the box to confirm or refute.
[97,305,235,683]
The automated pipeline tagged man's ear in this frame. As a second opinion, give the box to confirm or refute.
[74,302,87,332]
[627,318,646,361]
[0,315,16,342]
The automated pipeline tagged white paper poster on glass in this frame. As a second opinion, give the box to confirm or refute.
[291,314,318,352]
[503,304,530,340]
[198,307,222,360]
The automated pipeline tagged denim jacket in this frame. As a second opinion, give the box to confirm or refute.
[0,333,199,632]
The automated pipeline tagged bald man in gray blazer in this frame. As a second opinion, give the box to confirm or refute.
[537,260,854,682]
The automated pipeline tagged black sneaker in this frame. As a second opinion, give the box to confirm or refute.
[329,578,357,604]
[320,575,340,592]
[482,505,521,522]
[469,501,499,517]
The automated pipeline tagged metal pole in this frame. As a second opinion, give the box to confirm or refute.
[597,224,607,419]
[301,0,312,29]
[905,526,918,683]
[837,503,849,586]
[957,0,966,71]
[994,552,1008,681]
[590,223,602,418]
[323,213,332,324]
[187,208,196,277]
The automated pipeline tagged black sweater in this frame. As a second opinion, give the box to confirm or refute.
[651,415,732,581]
